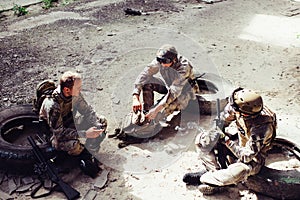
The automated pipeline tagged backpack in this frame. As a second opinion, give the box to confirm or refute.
[33,80,56,114]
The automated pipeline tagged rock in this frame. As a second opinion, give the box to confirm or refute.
[94,169,109,189]
[8,178,17,195]
[15,182,36,193]
[107,33,116,36]
[124,8,142,16]
[0,189,13,200]
[83,59,92,65]
[83,189,97,200]
[21,177,34,185]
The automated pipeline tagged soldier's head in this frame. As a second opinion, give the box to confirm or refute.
[156,44,178,67]
[60,71,82,97]
[230,87,263,115]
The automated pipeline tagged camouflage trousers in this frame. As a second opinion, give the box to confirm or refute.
[200,162,252,186]
[51,116,107,156]
[142,77,193,116]
[196,129,264,186]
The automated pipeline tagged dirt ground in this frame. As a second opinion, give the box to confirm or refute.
[0,0,300,199]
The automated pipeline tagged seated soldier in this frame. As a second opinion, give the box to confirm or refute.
[183,88,277,195]
[132,44,199,125]
[39,71,107,178]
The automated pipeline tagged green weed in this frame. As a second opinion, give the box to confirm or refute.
[62,0,74,6]
[13,4,28,16]
[42,0,58,9]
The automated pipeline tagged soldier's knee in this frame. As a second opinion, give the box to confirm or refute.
[228,163,251,178]
[55,139,84,156]
[68,142,84,156]
[200,163,251,186]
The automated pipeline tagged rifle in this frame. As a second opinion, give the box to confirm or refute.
[27,136,80,200]
[214,98,223,130]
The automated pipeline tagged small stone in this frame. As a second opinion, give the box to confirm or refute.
[83,189,97,200]
[83,59,92,65]
[107,33,116,36]
[94,169,109,189]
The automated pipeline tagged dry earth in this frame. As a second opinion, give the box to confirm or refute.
[0,0,300,199]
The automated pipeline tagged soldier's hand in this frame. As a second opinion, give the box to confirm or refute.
[86,127,104,138]
[132,95,142,112]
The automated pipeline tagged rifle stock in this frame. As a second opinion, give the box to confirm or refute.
[27,136,80,200]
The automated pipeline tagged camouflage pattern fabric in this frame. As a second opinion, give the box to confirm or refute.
[39,86,107,155]
[200,162,251,186]
[197,104,276,186]
[133,55,200,114]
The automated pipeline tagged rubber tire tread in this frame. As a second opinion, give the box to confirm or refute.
[0,105,52,174]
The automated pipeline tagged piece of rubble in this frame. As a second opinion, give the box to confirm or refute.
[21,176,34,185]
[124,8,142,16]
[8,178,17,195]
[0,189,13,200]
[124,8,152,16]
[83,189,97,200]
[282,7,300,17]
[94,169,109,189]
[201,0,225,4]
[15,182,36,193]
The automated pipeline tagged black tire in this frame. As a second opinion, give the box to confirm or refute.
[186,73,234,115]
[244,137,300,200]
[0,105,55,174]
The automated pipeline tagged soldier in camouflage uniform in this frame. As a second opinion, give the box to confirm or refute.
[132,44,199,121]
[39,71,107,178]
[183,88,277,195]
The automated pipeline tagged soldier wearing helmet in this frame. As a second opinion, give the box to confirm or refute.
[183,88,277,195]
[132,44,199,122]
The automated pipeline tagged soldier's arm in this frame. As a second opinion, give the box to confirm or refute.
[73,93,98,126]
[225,123,274,163]
[158,62,191,107]
[133,60,160,95]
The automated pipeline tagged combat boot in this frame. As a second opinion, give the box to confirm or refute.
[183,169,207,185]
[198,184,224,195]
[78,148,100,178]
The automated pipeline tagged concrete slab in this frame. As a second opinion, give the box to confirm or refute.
[0,0,42,12]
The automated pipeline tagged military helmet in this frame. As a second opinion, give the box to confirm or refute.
[230,88,263,115]
[156,44,178,64]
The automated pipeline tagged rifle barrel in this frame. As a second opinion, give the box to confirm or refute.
[27,136,80,200]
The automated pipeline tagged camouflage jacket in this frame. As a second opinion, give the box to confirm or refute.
[39,85,98,141]
[222,104,277,164]
[133,55,200,108]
